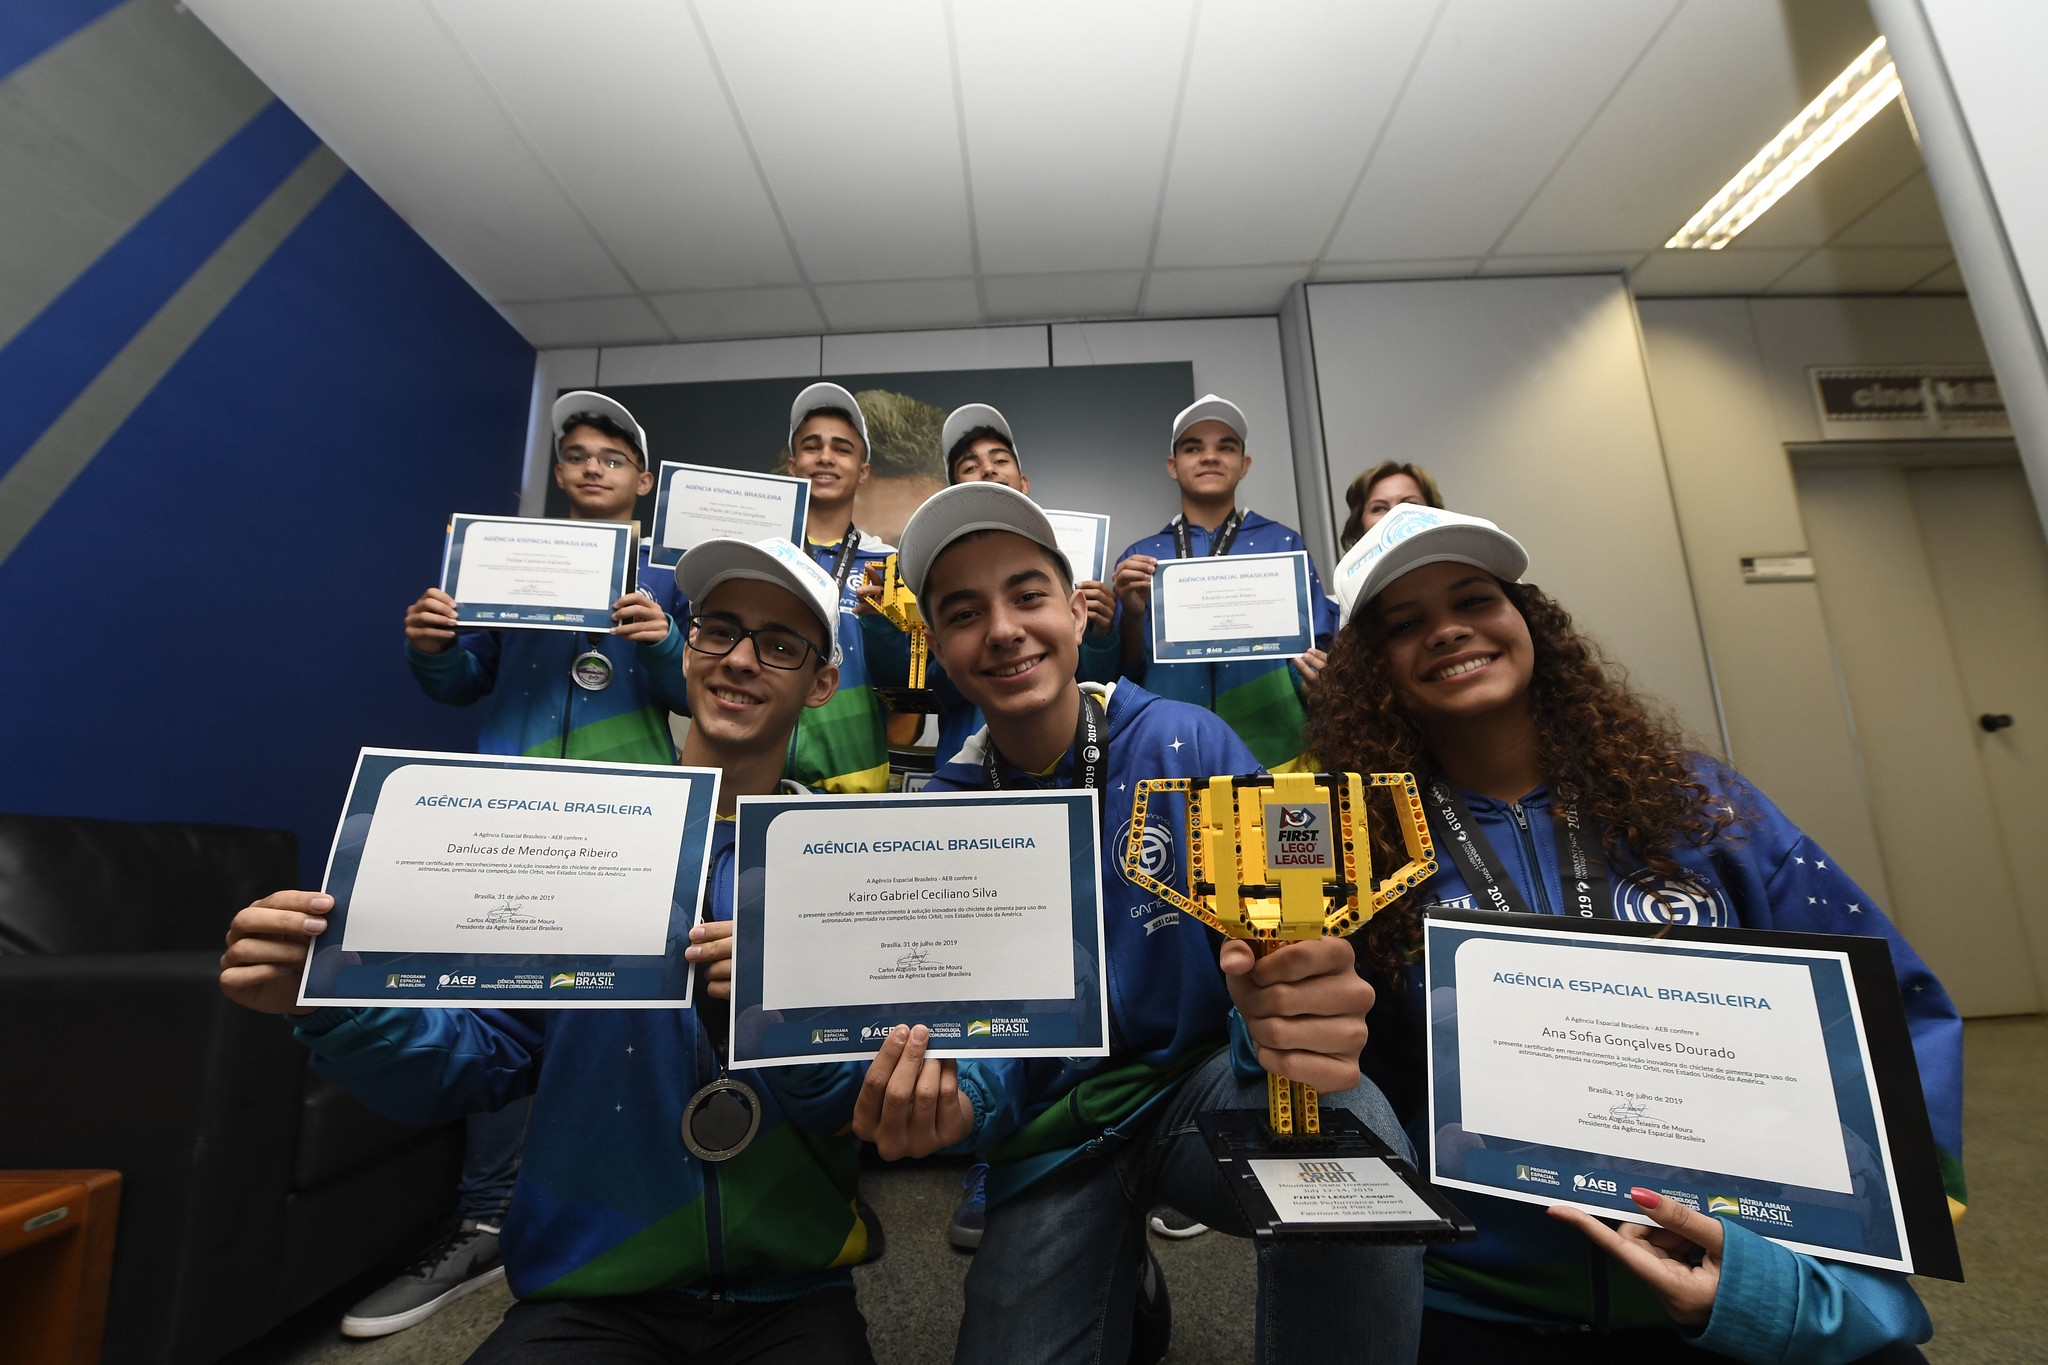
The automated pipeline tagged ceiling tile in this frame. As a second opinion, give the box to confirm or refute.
[1724,102,1922,250]
[1324,0,1678,262]
[698,0,973,283]
[647,286,825,341]
[1627,248,1810,296]
[1151,1,1435,269]
[1140,266,1301,318]
[432,0,801,293]
[1766,247,1957,294]
[189,0,632,300]
[1832,172,1951,248]
[954,2,1189,275]
[812,278,982,332]
[824,326,1047,374]
[598,335,821,386]
[501,295,671,348]
[1909,261,1967,294]
[1502,0,1821,255]
[981,272,1145,322]
[1316,258,1480,282]
[1479,253,1641,277]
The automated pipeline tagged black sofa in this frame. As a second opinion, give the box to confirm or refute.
[0,813,464,1365]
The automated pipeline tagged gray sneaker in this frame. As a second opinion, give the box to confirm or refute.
[340,1219,505,1338]
[1147,1206,1209,1239]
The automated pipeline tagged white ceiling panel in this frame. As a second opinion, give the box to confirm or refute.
[1316,258,1481,281]
[502,295,670,348]
[813,278,983,333]
[1324,0,1678,262]
[1140,265,1301,317]
[954,2,1190,275]
[433,0,800,293]
[1151,0,1435,269]
[1479,254,1641,278]
[1627,248,1809,297]
[981,272,1146,323]
[1768,247,1957,294]
[648,287,825,341]
[1501,0,1822,256]
[1833,173,1952,249]
[188,0,631,301]
[698,0,973,283]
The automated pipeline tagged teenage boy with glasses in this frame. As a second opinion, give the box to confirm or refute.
[356,393,679,1336]
[220,538,879,1365]
[1110,395,1339,773]
[852,483,1423,1365]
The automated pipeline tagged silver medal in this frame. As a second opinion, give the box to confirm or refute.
[681,1077,761,1162]
[570,649,614,691]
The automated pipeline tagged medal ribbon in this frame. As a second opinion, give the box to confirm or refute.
[1418,775,1611,919]
[983,689,1107,793]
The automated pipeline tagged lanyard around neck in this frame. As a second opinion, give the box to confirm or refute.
[983,689,1107,793]
[1418,775,1611,919]
[822,526,862,596]
[1172,508,1246,561]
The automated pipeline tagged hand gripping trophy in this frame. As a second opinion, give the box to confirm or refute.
[1124,769,1474,1241]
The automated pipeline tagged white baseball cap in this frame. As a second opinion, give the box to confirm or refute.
[675,536,843,665]
[1332,503,1529,629]
[942,403,1020,481]
[553,391,648,464]
[896,482,1070,598]
[1171,393,1247,447]
[788,382,870,460]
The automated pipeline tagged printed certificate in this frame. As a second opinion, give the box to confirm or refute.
[728,790,1108,1066]
[442,514,634,631]
[1150,549,1315,663]
[650,463,810,569]
[1425,911,1962,1277]
[299,749,719,1009]
[1042,509,1112,584]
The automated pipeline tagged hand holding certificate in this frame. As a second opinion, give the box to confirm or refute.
[1150,549,1316,663]
[298,749,719,1008]
[650,463,810,569]
[441,514,636,631]
[728,790,1108,1066]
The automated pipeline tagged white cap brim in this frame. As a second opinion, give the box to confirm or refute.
[675,537,843,665]
[897,482,1070,597]
[1332,503,1529,629]
[1171,393,1247,447]
[789,382,870,459]
[942,403,1019,478]
[553,391,649,462]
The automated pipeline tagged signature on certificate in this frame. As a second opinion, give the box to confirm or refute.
[896,948,932,971]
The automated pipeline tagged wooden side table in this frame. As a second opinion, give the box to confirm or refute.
[0,1172,121,1365]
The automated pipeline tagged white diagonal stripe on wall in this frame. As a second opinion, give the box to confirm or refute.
[0,144,346,566]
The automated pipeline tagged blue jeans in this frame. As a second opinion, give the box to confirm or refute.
[955,1049,1423,1364]
[455,1094,531,1225]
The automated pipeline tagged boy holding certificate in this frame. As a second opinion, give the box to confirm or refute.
[853,483,1423,1364]
[1109,395,1338,771]
[221,537,880,1364]
[646,383,895,792]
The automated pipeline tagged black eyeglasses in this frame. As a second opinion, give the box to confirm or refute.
[685,615,822,670]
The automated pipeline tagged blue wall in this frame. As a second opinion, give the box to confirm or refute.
[0,101,534,887]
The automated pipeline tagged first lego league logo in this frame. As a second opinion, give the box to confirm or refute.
[1267,802,1334,872]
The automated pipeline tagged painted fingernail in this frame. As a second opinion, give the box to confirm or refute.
[1630,1188,1660,1208]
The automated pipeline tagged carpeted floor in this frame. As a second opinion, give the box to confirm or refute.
[231,1016,2042,1365]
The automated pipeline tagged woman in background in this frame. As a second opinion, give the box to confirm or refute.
[1339,460,1444,551]
[1310,503,1962,1364]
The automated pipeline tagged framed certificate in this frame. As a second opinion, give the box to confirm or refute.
[1424,910,1962,1278]
[299,749,720,1009]
[1150,549,1315,664]
[727,790,1109,1067]
[441,514,635,631]
[1042,509,1111,584]
[650,462,811,569]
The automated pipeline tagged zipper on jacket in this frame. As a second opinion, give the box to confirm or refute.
[1508,803,1556,916]
[696,1021,727,1291]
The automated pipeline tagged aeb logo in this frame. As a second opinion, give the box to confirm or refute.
[1572,1172,1619,1196]
[861,1023,893,1042]
[437,973,478,989]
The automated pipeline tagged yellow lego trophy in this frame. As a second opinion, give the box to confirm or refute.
[1125,769,1474,1241]
[866,555,938,714]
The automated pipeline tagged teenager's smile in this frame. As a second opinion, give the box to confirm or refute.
[1422,650,1501,684]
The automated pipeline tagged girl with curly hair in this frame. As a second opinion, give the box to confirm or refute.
[1311,504,1963,1365]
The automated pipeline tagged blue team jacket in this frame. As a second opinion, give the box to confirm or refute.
[1384,764,1958,1362]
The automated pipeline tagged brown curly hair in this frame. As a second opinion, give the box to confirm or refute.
[1307,579,1734,979]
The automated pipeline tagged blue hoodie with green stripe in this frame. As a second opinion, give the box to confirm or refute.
[291,818,872,1301]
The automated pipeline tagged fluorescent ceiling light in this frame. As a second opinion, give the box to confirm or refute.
[1666,36,1902,250]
